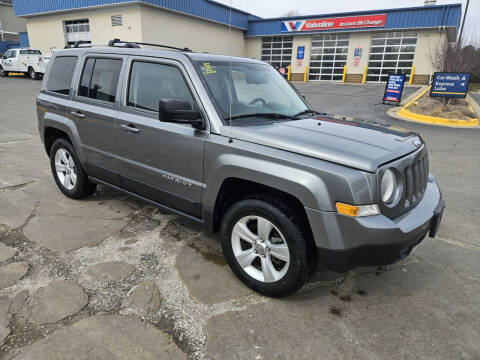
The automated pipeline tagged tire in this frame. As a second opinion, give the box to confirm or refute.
[220,198,314,297]
[28,67,38,80]
[0,66,7,77]
[49,138,96,199]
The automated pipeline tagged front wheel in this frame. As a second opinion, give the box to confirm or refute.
[221,198,313,297]
[0,66,7,77]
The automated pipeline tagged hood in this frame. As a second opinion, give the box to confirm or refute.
[226,116,423,172]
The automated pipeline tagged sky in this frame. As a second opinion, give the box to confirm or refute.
[215,0,479,43]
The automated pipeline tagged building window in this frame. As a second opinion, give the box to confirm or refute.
[111,15,123,26]
[366,31,418,83]
[261,36,293,68]
[308,34,349,82]
[64,19,91,46]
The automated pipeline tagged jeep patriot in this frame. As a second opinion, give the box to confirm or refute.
[36,40,444,297]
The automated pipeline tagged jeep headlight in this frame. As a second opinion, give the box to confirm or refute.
[381,168,397,204]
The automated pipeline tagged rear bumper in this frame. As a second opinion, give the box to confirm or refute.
[306,174,444,272]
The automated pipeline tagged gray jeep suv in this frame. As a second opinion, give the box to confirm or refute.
[37,40,444,297]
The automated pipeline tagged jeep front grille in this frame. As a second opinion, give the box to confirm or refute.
[404,154,429,208]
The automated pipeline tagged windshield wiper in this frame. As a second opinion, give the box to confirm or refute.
[294,109,324,117]
[225,113,298,121]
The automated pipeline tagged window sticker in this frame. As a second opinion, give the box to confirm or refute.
[201,62,217,75]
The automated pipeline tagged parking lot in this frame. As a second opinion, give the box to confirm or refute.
[1,77,479,359]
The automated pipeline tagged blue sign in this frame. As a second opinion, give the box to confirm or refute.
[383,73,406,104]
[430,72,470,98]
[297,46,305,60]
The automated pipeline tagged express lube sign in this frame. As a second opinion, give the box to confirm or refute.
[430,72,470,98]
[282,14,386,32]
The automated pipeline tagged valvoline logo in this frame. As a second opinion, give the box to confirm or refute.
[281,21,304,32]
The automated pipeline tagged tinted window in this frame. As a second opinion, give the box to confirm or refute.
[78,58,122,103]
[127,61,194,112]
[47,56,78,95]
[78,58,95,97]
[20,50,41,55]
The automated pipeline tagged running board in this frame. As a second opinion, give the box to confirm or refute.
[89,176,203,224]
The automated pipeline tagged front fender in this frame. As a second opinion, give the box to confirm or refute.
[205,153,332,213]
[203,136,375,218]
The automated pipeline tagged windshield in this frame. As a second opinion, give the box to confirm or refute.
[192,60,310,122]
[20,50,41,55]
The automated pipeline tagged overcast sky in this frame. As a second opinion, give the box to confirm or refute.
[215,0,478,43]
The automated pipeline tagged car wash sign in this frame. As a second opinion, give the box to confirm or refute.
[430,72,470,98]
[282,14,386,32]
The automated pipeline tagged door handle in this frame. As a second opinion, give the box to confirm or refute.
[120,124,140,134]
[70,111,85,119]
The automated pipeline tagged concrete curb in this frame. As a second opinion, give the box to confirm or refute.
[389,85,480,128]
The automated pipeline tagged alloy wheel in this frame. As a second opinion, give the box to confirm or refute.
[231,215,290,283]
[54,148,77,190]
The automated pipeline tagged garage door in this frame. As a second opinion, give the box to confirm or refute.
[308,34,349,81]
[261,36,293,69]
[64,19,91,47]
[366,31,417,83]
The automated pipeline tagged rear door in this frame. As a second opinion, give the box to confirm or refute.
[68,54,126,185]
[116,56,208,219]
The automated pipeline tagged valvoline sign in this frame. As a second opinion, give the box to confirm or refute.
[282,14,386,32]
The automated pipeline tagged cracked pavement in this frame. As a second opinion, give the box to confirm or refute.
[0,77,479,359]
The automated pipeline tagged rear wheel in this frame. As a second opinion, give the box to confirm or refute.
[50,138,96,199]
[28,67,38,80]
[221,198,313,297]
[0,66,7,77]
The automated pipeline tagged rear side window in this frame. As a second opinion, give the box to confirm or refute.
[20,50,41,55]
[78,58,122,103]
[127,61,194,112]
[46,56,78,95]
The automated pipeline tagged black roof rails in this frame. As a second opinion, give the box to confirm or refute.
[64,41,92,49]
[108,39,191,52]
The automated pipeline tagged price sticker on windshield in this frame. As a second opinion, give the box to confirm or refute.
[201,62,217,75]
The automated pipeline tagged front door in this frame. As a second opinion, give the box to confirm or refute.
[68,54,126,185]
[116,57,207,219]
[3,50,15,71]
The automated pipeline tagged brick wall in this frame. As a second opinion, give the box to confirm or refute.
[290,73,304,82]
[412,75,430,85]
[345,74,363,83]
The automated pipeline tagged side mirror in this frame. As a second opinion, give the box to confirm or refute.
[159,99,204,130]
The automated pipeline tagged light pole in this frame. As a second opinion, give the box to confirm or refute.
[458,0,470,46]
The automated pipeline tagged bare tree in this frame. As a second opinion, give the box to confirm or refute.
[430,32,480,74]
[281,9,301,17]
[429,32,480,103]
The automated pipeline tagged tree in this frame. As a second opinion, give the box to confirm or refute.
[281,9,301,17]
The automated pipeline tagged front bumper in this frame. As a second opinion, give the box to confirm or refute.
[306,175,444,272]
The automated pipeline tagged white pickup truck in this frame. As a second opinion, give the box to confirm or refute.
[0,48,46,80]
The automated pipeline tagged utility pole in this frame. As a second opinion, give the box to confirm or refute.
[458,0,470,46]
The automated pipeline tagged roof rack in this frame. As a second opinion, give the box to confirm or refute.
[108,39,191,52]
